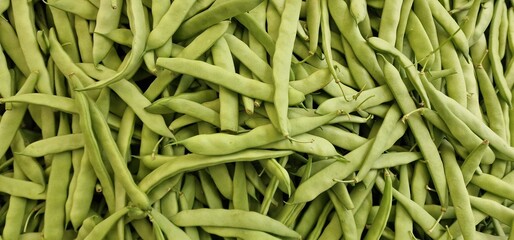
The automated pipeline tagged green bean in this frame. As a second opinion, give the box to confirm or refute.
[377,0,401,47]
[470,173,514,202]
[245,162,270,198]
[156,58,305,105]
[175,111,339,155]
[438,32,469,107]
[293,193,328,238]
[185,0,215,19]
[0,18,30,76]
[442,171,514,239]
[360,11,376,38]
[98,29,133,47]
[260,158,292,196]
[50,6,80,62]
[320,0,341,85]
[151,98,222,128]
[3,162,28,240]
[83,207,130,240]
[461,140,489,185]
[0,71,38,161]
[76,214,103,240]
[232,162,250,211]
[292,120,406,203]
[0,45,11,98]
[487,0,511,105]
[374,41,432,106]
[459,0,480,38]
[362,169,392,240]
[86,95,150,210]
[46,0,98,20]
[498,1,508,59]
[430,79,514,161]
[147,91,214,113]
[93,0,123,65]
[174,0,262,41]
[368,204,458,224]
[146,173,182,204]
[168,111,218,132]
[393,165,413,239]
[276,157,312,227]
[0,0,8,14]
[204,164,232,201]
[375,174,446,238]
[202,226,282,240]
[391,0,410,51]
[476,62,506,139]
[440,140,475,240]
[152,216,166,240]
[139,149,292,194]
[43,114,73,240]
[292,69,335,95]
[74,16,94,63]
[370,151,422,169]
[85,0,148,90]
[350,0,367,23]
[270,0,302,139]
[412,1,441,70]
[306,200,333,240]
[265,0,282,41]
[263,133,339,157]
[508,8,514,55]
[327,189,357,239]
[160,190,179,222]
[68,152,97,229]
[426,0,470,58]
[10,132,46,188]
[149,208,191,240]
[69,75,117,214]
[305,0,321,55]
[211,37,239,133]
[379,56,448,205]
[178,180,201,240]
[290,108,370,123]
[317,214,342,240]
[340,32,376,90]
[223,33,273,83]
[316,85,394,114]
[146,0,196,50]
[350,192,370,238]
[309,125,367,151]
[328,0,385,84]
[113,107,137,238]
[238,58,257,114]
[131,218,157,240]
[260,156,287,215]
[234,13,275,56]
[65,118,84,227]
[11,0,52,94]
[356,104,402,182]
[48,29,101,100]
[469,196,514,225]
[0,93,77,114]
[247,0,269,62]
[406,12,435,68]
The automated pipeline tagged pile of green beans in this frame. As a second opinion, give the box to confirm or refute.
[2,0,514,239]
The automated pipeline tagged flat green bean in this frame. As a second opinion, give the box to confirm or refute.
[146,0,196,50]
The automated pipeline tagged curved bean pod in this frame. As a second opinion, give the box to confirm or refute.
[156,58,305,105]
[174,0,263,41]
[170,208,301,239]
